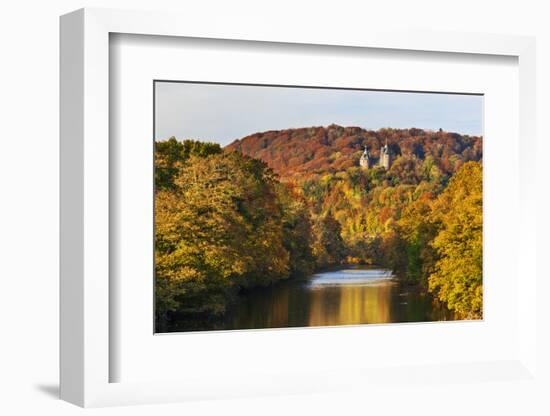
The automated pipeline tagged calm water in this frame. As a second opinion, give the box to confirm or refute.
[164,266,453,332]
[227,266,452,330]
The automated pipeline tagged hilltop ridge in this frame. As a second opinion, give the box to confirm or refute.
[225,125,482,178]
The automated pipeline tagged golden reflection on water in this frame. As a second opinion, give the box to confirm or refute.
[266,284,289,328]
[167,268,453,332]
[228,268,450,330]
[308,283,393,326]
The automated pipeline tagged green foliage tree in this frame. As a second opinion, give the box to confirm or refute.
[397,191,438,285]
[312,211,347,269]
[155,137,222,190]
[276,183,316,277]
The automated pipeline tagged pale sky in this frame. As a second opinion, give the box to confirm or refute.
[155,81,483,146]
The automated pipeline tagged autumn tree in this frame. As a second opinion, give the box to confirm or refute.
[428,161,483,318]
[155,150,289,324]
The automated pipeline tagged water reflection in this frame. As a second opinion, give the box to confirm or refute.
[228,267,452,330]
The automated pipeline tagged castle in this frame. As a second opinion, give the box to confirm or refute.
[379,142,392,170]
[359,141,392,170]
[359,146,372,168]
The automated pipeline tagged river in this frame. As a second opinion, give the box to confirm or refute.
[223,266,452,330]
[164,266,454,332]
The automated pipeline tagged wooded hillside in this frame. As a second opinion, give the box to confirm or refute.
[226,125,482,179]
[155,126,483,329]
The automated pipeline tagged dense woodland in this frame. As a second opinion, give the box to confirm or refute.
[155,125,483,329]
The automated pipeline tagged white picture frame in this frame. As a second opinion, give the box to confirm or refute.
[60,7,537,408]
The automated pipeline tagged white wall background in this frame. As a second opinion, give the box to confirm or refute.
[0,1,548,415]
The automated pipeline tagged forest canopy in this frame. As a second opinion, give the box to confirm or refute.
[155,126,483,329]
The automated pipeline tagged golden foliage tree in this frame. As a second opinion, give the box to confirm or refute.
[428,161,483,319]
[155,151,290,322]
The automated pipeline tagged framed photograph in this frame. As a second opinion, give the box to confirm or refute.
[60,8,538,407]
[152,81,483,334]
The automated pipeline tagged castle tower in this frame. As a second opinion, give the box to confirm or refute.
[359,146,371,169]
[379,140,392,169]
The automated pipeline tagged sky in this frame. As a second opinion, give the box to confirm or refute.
[155,82,483,146]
